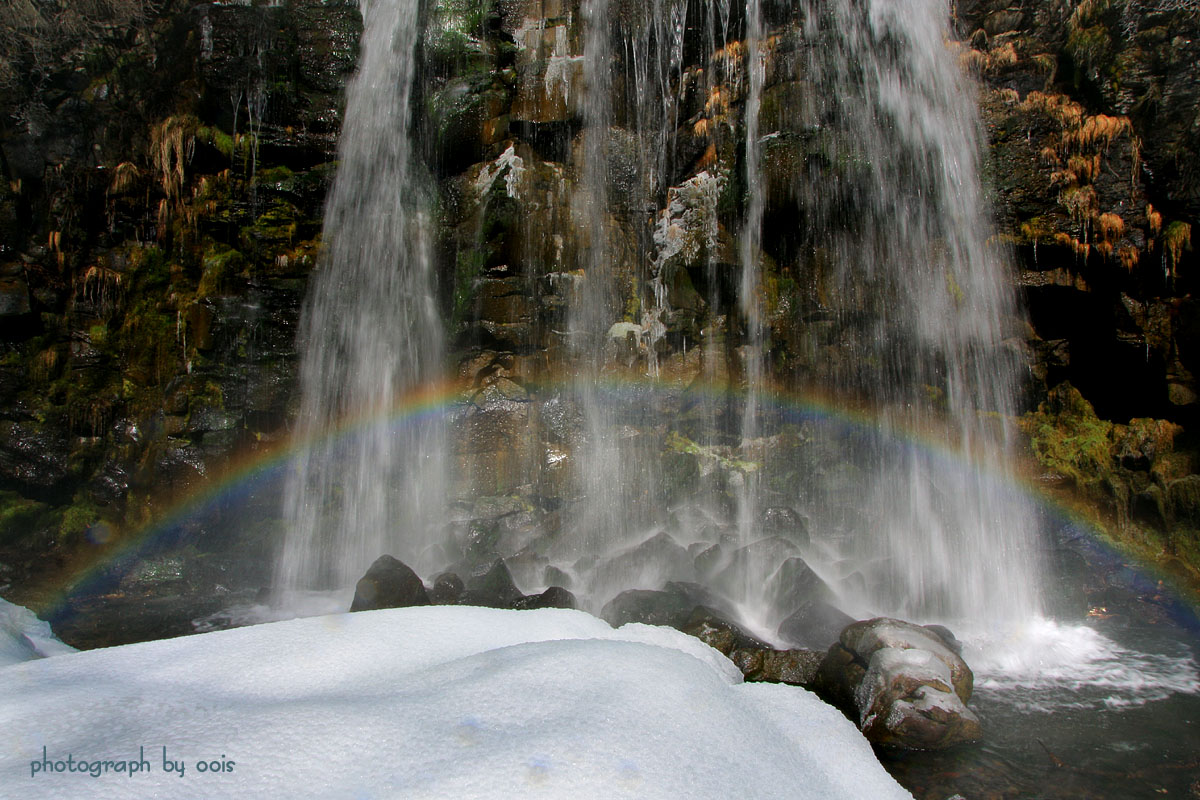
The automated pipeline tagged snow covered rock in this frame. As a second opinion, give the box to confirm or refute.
[0,597,77,666]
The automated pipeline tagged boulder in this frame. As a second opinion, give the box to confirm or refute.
[735,647,824,687]
[461,558,523,608]
[600,588,695,628]
[767,556,837,615]
[854,646,982,750]
[777,601,856,650]
[349,555,430,612]
[678,605,770,655]
[760,506,811,547]
[817,617,982,750]
[429,572,465,605]
[840,617,973,702]
[511,585,577,610]
[590,531,696,592]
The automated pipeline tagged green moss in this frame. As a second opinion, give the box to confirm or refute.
[190,381,225,412]
[242,201,301,251]
[117,297,178,387]
[1067,25,1114,74]
[666,431,759,473]
[0,491,53,546]
[196,125,235,158]
[1021,382,1114,489]
[453,248,487,326]
[59,498,100,545]
[198,244,245,297]
[1019,216,1057,245]
[255,165,296,188]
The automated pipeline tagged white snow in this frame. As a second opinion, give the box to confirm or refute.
[0,598,76,667]
[0,605,911,799]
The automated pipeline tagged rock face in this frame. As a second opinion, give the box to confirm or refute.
[819,618,981,750]
[350,555,430,612]
[0,0,360,609]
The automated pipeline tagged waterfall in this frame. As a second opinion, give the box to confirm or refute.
[559,0,1043,626]
[777,0,1044,623]
[268,0,1043,629]
[274,0,446,597]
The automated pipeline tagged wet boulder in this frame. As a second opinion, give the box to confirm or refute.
[777,601,856,650]
[600,588,695,628]
[760,505,811,547]
[711,536,801,597]
[733,647,824,687]
[678,604,770,656]
[429,571,465,605]
[511,585,576,610]
[349,555,430,612]
[590,531,696,592]
[461,558,524,608]
[818,617,981,750]
[841,617,973,701]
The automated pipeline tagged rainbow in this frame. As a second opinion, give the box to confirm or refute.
[38,373,1199,630]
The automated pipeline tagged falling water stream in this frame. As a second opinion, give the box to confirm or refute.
[273,0,446,599]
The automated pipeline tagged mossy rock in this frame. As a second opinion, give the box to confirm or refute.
[0,491,55,548]
[1021,382,1114,489]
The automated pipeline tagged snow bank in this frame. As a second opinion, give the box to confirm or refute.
[0,605,910,799]
[0,598,77,667]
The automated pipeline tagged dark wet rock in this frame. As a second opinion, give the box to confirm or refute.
[738,647,824,686]
[661,581,737,617]
[591,531,696,591]
[429,571,465,605]
[777,601,856,650]
[503,549,549,589]
[118,555,189,595]
[349,555,430,612]
[511,585,576,610]
[0,276,32,320]
[820,617,981,750]
[768,556,837,616]
[600,588,695,628]
[692,542,725,578]
[462,558,523,608]
[50,593,230,651]
[543,565,573,589]
[712,536,801,597]
[678,605,770,655]
[760,505,811,547]
[1168,475,1200,526]
[0,422,73,495]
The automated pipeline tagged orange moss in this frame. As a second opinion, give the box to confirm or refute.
[1146,204,1162,235]
[1119,246,1139,271]
[1097,212,1125,241]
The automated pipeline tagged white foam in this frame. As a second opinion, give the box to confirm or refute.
[965,616,1200,711]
